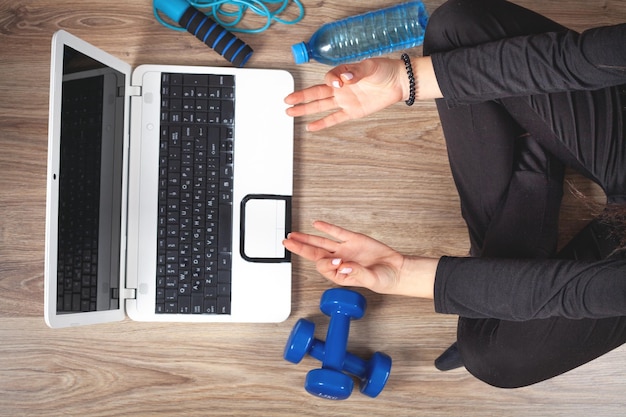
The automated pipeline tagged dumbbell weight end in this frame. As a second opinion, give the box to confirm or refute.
[305,368,354,400]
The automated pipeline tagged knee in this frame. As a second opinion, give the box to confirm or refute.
[460,344,534,389]
[457,319,544,389]
[424,0,521,55]
[423,0,487,54]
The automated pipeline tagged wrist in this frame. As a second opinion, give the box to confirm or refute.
[396,256,438,299]
[396,55,443,102]
[415,56,443,100]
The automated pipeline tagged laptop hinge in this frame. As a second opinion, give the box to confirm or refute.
[121,288,137,300]
[127,85,142,97]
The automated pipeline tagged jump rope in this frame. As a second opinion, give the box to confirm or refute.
[153,0,304,66]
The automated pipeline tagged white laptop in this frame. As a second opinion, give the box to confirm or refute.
[44,30,294,328]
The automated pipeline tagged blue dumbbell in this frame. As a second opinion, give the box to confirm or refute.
[302,288,366,400]
[284,288,392,400]
[284,318,392,398]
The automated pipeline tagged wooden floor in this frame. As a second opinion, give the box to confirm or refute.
[1,0,624,415]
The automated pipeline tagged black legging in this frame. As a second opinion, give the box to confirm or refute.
[423,0,626,388]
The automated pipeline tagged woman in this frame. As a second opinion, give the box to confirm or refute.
[282,0,626,388]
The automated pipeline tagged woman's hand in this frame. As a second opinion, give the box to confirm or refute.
[284,56,442,131]
[283,221,438,298]
[284,58,407,132]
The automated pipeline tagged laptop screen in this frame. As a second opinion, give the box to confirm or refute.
[56,46,126,314]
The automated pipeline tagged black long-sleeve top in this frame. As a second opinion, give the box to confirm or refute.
[430,24,626,321]
[432,24,626,104]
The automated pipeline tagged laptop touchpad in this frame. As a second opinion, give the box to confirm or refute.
[241,195,291,262]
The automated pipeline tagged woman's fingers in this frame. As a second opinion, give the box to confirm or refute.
[287,231,340,251]
[284,84,334,106]
[283,222,356,262]
[324,62,370,88]
[285,221,361,255]
[285,96,337,118]
[305,111,351,132]
[312,220,358,243]
[282,230,342,262]
[316,257,380,290]
[314,257,352,276]
[282,238,323,262]
[315,257,354,284]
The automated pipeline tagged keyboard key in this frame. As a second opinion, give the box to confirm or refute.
[178,296,191,313]
[217,297,231,314]
[184,74,209,86]
[203,298,217,314]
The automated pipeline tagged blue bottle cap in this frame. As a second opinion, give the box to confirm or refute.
[291,42,310,64]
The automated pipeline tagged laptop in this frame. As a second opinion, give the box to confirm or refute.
[44,30,294,328]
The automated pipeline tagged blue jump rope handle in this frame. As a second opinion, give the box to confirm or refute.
[155,0,254,67]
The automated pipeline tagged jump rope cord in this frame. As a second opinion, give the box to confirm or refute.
[153,0,305,34]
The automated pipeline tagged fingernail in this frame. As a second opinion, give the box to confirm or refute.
[341,72,354,81]
[339,267,352,274]
[332,258,341,266]
[332,80,341,88]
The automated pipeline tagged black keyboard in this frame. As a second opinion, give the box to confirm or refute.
[156,73,235,315]
[56,76,104,313]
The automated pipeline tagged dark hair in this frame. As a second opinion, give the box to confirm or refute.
[599,204,626,249]
[567,178,626,249]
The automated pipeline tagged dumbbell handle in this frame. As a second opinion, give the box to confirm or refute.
[324,313,351,370]
[308,337,367,378]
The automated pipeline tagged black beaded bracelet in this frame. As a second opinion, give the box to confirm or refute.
[401,53,416,106]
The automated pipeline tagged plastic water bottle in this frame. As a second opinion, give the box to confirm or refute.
[292,1,428,65]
